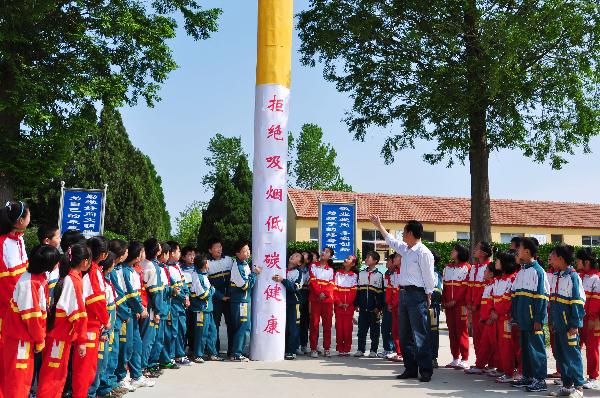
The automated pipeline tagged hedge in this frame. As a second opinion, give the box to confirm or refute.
[23,225,128,254]
[287,240,600,273]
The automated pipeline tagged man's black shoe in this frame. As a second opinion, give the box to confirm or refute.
[396,372,419,379]
[419,374,432,382]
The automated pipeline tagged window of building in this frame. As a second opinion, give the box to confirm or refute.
[457,232,470,242]
[500,233,524,244]
[582,236,600,247]
[309,228,318,242]
[551,234,563,244]
[361,229,387,261]
[422,231,435,242]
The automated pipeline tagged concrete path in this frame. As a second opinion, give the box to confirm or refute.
[126,326,600,398]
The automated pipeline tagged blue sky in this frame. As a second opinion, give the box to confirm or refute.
[120,1,600,229]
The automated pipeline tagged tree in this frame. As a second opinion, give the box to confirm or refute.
[31,106,171,240]
[291,123,352,192]
[298,1,600,247]
[0,1,221,202]
[202,133,247,190]
[174,201,206,247]
[197,160,252,254]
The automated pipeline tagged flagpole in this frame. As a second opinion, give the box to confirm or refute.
[250,0,293,361]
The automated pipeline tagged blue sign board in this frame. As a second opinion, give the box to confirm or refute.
[59,187,106,238]
[319,202,356,261]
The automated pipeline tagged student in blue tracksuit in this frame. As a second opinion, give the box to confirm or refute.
[273,252,303,360]
[166,241,192,366]
[354,251,384,357]
[548,245,586,398]
[207,238,234,357]
[298,251,312,355]
[141,238,166,374]
[179,246,196,354]
[429,250,443,369]
[189,254,223,363]
[121,242,155,387]
[229,240,262,362]
[511,237,550,392]
[155,242,181,369]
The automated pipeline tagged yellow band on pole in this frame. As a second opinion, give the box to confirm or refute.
[256,0,293,88]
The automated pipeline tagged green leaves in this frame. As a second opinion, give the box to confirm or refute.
[290,123,352,192]
[201,133,247,190]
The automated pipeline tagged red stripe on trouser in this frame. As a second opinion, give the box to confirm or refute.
[471,310,482,359]
[335,313,353,353]
[37,338,73,398]
[496,320,515,376]
[391,309,401,355]
[475,323,496,369]
[582,318,600,379]
[2,337,34,398]
[445,305,469,360]
[310,302,333,351]
[71,327,100,398]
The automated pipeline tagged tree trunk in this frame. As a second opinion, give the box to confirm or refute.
[464,0,492,255]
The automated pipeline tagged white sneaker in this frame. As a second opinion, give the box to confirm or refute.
[118,380,137,392]
[324,350,332,357]
[369,351,378,358]
[296,348,304,356]
[548,386,575,397]
[302,346,310,354]
[496,375,513,383]
[445,359,460,368]
[569,389,584,398]
[465,367,483,374]
[131,376,156,388]
[386,352,398,360]
[353,351,364,357]
[455,360,470,370]
[310,351,319,358]
[377,351,389,358]
[583,379,597,389]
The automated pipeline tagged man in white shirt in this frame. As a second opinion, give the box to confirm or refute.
[370,215,435,382]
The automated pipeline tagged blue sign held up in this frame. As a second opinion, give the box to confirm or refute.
[318,202,356,261]
[59,183,107,238]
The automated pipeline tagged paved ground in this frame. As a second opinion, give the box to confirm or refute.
[128,321,600,398]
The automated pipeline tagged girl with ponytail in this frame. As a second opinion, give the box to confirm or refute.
[0,200,30,393]
[37,243,90,398]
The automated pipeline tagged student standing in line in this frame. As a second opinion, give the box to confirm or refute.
[467,242,493,367]
[333,255,358,357]
[297,251,313,355]
[354,251,384,358]
[207,238,234,358]
[308,247,335,358]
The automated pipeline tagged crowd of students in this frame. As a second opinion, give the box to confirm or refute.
[0,200,599,398]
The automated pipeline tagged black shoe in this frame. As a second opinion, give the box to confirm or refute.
[511,377,533,388]
[525,379,548,392]
[396,371,419,379]
[419,374,432,382]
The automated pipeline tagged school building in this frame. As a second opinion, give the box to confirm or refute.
[287,189,600,259]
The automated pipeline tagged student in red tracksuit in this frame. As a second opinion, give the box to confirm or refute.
[3,245,60,398]
[0,201,31,397]
[442,243,471,370]
[70,237,111,398]
[333,255,358,356]
[466,241,493,365]
[385,253,402,360]
[38,243,90,398]
[309,247,335,358]
[468,263,501,374]
[492,250,520,383]
[577,248,600,389]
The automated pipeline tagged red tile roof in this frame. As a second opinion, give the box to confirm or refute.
[288,189,600,229]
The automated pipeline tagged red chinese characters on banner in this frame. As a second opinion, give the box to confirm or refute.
[265,216,284,232]
[267,124,283,141]
[265,156,283,170]
[265,185,283,201]
[263,315,280,334]
[264,252,281,269]
[263,284,282,302]
[267,95,284,112]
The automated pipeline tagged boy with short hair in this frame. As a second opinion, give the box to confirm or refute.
[179,246,196,353]
[354,251,384,358]
[37,225,61,248]
[511,237,550,392]
[229,240,261,361]
[166,241,192,366]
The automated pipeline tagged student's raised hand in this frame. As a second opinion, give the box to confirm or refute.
[78,344,87,358]
[272,275,283,283]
